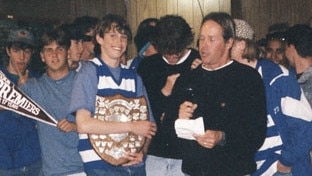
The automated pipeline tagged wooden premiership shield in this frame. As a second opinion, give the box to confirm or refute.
[88,94,149,166]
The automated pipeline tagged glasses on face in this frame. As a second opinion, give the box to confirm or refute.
[42,46,66,55]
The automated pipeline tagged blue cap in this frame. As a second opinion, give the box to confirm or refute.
[7,29,35,46]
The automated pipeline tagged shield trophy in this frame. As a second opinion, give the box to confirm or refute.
[88,94,149,166]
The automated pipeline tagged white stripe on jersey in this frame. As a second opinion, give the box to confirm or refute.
[79,149,102,162]
[98,76,135,93]
[258,136,283,152]
[79,133,88,139]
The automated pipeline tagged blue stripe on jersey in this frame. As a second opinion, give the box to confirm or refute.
[78,57,140,171]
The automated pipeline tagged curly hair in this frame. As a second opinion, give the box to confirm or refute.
[152,15,194,55]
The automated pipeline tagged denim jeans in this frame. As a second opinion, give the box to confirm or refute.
[0,160,41,176]
[86,163,146,176]
[145,155,184,176]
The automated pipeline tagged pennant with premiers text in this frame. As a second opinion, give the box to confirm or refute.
[0,70,57,126]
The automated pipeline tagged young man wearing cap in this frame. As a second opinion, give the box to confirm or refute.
[231,19,312,176]
[0,29,42,175]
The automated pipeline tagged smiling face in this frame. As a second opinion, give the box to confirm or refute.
[266,39,285,64]
[96,25,128,67]
[198,20,233,69]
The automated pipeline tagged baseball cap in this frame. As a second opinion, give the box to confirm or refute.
[234,19,254,40]
[7,29,35,46]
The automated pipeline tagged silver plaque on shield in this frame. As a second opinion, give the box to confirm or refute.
[88,94,149,166]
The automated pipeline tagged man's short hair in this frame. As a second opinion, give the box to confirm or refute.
[94,14,132,56]
[286,24,312,57]
[134,18,159,53]
[73,16,99,34]
[201,12,235,42]
[39,27,70,52]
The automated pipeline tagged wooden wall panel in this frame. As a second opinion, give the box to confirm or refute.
[0,0,231,59]
[126,0,231,58]
[0,0,126,24]
[232,0,312,41]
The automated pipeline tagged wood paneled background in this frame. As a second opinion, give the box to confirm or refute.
[232,0,312,41]
[126,0,230,58]
[0,0,312,58]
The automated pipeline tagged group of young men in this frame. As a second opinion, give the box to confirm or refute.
[0,11,312,176]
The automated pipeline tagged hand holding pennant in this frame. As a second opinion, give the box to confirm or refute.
[0,70,58,126]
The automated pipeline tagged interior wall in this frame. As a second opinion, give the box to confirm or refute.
[126,0,231,58]
[0,0,231,59]
[231,0,312,41]
[0,0,126,23]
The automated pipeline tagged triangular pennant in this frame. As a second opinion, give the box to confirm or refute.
[0,70,57,126]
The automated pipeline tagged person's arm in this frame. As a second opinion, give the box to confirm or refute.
[161,73,180,96]
[178,101,225,148]
[76,108,156,139]
[57,118,77,132]
[277,75,312,172]
[122,138,151,166]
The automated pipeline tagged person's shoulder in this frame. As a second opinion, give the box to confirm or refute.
[258,58,282,71]
[77,60,96,73]
[141,53,162,64]
[231,60,263,80]
[232,60,257,72]
[137,53,162,72]
[189,48,200,56]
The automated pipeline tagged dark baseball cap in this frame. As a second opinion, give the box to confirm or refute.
[7,29,35,46]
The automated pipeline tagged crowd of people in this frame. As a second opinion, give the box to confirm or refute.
[0,11,312,176]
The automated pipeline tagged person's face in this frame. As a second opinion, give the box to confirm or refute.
[68,39,83,70]
[199,20,233,69]
[6,46,32,75]
[81,30,95,61]
[231,40,245,61]
[163,50,186,65]
[266,39,284,64]
[285,44,296,67]
[40,41,68,72]
[96,27,128,62]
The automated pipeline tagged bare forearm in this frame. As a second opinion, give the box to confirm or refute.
[76,109,156,138]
